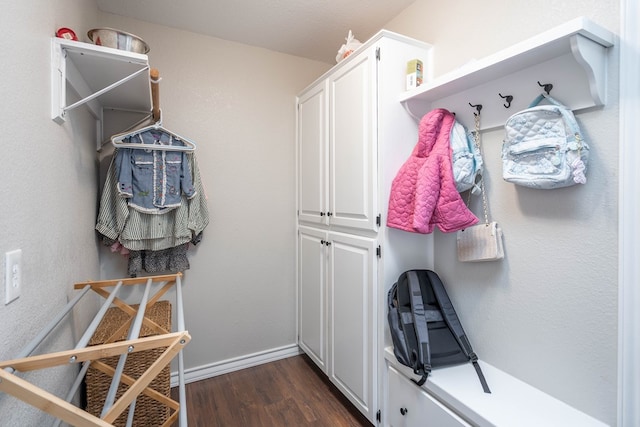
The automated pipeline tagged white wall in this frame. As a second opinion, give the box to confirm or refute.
[95,13,330,372]
[384,0,619,424]
[0,0,101,425]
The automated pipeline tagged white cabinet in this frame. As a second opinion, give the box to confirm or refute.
[328,231,377,418]
[298,82,327,226]
[327,48,377,232]
[298,226,327,371]
[298,226,377,418]
[297,48,377,232]
[387,366,471,427]
[297,30,434,424]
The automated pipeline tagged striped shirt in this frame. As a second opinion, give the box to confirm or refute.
[96,151,210,251]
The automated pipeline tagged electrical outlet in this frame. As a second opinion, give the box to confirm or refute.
[5,249,22,305]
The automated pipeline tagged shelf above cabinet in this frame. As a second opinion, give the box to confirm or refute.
[399,17,615,130]
[51,38,153,149]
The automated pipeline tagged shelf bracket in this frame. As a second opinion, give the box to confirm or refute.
[570,33,608,107]
[401,98,430,122]
[61,66,150,117]
[50,38,153,149]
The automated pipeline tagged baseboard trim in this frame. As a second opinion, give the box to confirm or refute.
[170,344,302,387]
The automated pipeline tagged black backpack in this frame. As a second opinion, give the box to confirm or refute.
[387,269,490,393]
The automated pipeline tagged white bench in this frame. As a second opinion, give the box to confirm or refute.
[384,347,608,427]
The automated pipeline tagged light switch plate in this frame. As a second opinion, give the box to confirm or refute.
[5,249,22,305]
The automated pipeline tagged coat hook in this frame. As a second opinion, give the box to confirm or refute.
[537,81,553,95]
[498,93,513,108]
[468,102,482,116]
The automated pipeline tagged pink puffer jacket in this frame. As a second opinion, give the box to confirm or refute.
[387,109,478,233]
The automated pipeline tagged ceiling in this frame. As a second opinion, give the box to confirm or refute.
[96,0,416,64]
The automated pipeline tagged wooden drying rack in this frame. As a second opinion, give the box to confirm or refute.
[0,273,190,427]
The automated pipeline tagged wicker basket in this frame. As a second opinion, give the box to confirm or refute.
[85,300,172,427]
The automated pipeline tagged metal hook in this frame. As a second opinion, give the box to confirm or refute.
[498,93,513,108]
[468,102,482,116]
[537,81,553,95]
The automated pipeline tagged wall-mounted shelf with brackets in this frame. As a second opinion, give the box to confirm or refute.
[399,17,615,130]
[51,38,153,149]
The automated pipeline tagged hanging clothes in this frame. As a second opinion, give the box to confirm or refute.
[97,144,210,276]
[387,108,478,234]
[127,243,190,276]
[97,150,209,251]
[115,130,196,214]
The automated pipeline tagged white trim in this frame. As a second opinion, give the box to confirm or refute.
[618,0,640,425]
[170,344,302,387]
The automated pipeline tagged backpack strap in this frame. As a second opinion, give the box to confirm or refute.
[528,93,563,108]
[395,281,424,378]
[388,283,412,367]
[426,271,491,393]
[527,94,582,134]
[407,270,431,386]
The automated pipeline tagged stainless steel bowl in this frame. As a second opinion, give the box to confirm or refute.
[87,28,150,54]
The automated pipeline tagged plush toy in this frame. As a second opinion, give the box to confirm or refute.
[335,30,363,63]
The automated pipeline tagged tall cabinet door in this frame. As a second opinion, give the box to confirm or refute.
[298,226,328,372]
[328,48,378,232]
[298,81,328,226]
[328,231,377,422]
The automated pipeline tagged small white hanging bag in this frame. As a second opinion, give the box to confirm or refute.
[457,112,505,262]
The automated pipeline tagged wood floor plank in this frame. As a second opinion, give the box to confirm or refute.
[171,354,372,426]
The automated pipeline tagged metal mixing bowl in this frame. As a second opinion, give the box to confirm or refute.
[87,28,150,54]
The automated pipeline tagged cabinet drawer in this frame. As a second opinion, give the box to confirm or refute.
[387,366,471,427]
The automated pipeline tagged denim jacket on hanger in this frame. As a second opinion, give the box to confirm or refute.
[116,129,196,214]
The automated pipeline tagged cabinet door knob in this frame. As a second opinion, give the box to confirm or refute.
[400,407,408,416]
[325,241,331,246]
[320,240,325,245]
[327,211,333,217]
[320,212,325,217]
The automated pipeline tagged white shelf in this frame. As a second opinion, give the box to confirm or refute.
[400,17,615,130]
[51,38,153,148]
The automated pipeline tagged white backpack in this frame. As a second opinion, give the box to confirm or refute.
[502,95,589,189]
[450,119,483,194]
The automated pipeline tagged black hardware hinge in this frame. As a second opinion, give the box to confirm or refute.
[376,410,381,423]
[376,214,381,226]
[376,245,381,258]
[376,47,380,61]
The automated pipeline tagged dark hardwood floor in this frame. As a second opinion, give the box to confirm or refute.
[171,354,373,427]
